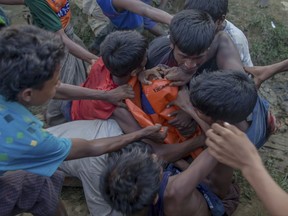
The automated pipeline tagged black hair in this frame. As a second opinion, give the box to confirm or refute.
[169,9,215,56]
[108,141,153,160]
[100,31,148,77]
[184,0,228,22]
[190,70,257,124]
[0,25,65,101]
[101,143,161,215]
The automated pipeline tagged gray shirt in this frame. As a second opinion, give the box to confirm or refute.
[224,20,253,67]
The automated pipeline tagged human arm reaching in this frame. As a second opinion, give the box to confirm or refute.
[205,122,288,216]
[66,124,161,160]
[54,83,134,108]
[245,58,288,88]
[168,87,210,132]
[112,0,172,25]
[56,29,98,64]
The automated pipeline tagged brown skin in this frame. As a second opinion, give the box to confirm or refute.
[206,123,288,216]
[54,83,135,108]
[245,58,288,88]
[111,105,205,163]
[112,0,172,25]
[171,86,249,199]
[139,31,245,87]
[163,150,218,216]
[17,68,162,161]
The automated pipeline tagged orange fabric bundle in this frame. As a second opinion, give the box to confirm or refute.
[126,77,203,158]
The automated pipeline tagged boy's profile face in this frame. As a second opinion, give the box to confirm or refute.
[19,67,60,106]
[131,52,148,77]
[172,44,208,73]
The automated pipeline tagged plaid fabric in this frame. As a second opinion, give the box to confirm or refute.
[0,170,65,216]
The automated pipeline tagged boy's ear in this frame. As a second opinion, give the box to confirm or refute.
[131,69,138,77]
[194,108,214,125]
[19,88,33,103]
[216,15,226,26]
[170,43,175,50]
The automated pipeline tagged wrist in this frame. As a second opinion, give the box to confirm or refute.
[241,154,263,178]
[99,90,110,101]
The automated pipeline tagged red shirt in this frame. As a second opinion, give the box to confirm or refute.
[71,58,118,120]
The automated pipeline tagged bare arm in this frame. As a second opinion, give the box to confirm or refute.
[0,0,24,4]
[169,87,210,132]
[66,124,161,160]
[148,134,205,162]
[168,150,218,199]
[112,0,172,25]
[243,162,288,216]
[112,106,205,162]
[111,106,142,133]
[208,31,244,72]
[54,83,134,107]
[206,123,288,216]
[54,83,108,100]
[245,58,288,88]
[56,29,97,64]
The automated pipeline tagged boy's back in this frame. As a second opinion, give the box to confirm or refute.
[71,57,118,120]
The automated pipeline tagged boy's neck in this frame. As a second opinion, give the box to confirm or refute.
[234,120,249,132]
[112,75,130,86]
[132,207,150,216]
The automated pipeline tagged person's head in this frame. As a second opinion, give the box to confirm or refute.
[184,0,228,31]
[169,9,215,73]
[101,31,148,84]
[101,142,162,215]
[189,70,257,124]
[0,25,65,106]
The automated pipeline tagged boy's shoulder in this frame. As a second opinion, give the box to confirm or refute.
[0,95,44,138]
[88,58,112,81]
[147,36,175,69]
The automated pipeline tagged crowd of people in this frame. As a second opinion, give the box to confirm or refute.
[0,0,287,215]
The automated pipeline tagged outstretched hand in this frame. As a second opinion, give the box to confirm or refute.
[106,84,135,108]
[205,123,262,170]
[168,110,196,137]
[164,67,195,86]
[138,65,168,85]
[146,126,168,143]
[142,124,168,143]
[167,86,192,112]
[244,66,265,89]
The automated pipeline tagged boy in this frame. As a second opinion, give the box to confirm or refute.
[0,0,99,126]
[175,70,275,149]
[101,143,238,216]
[100,70,270,216]
[71,30,147,121]
[184,0,253,67]
[0,25,160,215]
[144,9,263,88]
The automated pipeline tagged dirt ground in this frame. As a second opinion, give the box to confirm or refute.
[1,0,288,215]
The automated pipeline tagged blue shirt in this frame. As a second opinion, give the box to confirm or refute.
[246,96,269,149]
[0,96,72,176]
[97,0,143,29]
